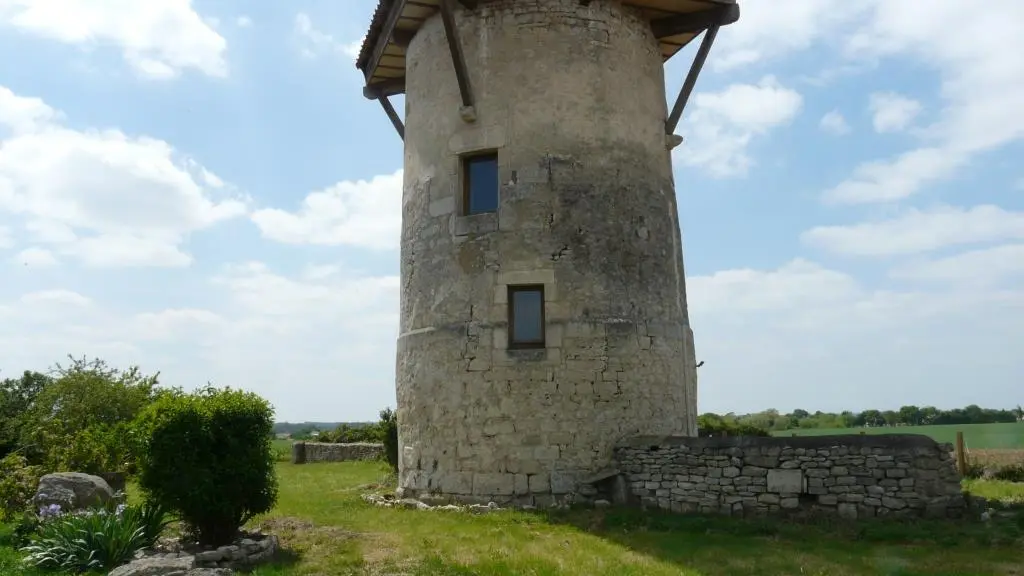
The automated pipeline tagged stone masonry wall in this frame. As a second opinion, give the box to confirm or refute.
[397,0,699,505]
[613,434,967,519]
[293,442,384,464]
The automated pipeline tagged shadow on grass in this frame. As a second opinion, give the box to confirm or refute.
[242,546,302,574]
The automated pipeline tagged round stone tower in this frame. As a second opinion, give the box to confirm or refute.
[356,0,739,505]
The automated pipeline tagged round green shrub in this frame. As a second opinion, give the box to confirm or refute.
[133,386,278,546]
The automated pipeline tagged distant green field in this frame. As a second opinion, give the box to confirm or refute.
[776,422,1024,449]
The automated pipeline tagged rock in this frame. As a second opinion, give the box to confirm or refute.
[398,498,430,510]
[34,472,113,510]
[108,556,196,576]
[593,499,611,508]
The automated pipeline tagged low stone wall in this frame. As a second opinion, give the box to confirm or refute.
[292,441,383,464]
[611,434,966,519]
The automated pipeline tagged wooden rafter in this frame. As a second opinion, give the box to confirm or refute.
[391,28,416,48]
[378,96,405,141]
[664,10,731,135]
[439,0,474,111]
[363,0,409,82]
[651,4,739,39]
[363,78,406,100]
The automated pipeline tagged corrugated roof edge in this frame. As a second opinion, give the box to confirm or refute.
[355,0,394,73]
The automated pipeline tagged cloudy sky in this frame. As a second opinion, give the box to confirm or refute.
[0,0,1021,423]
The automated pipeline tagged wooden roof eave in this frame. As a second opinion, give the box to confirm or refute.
[357,0,740,137]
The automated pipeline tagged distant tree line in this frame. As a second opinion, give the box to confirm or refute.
[699,404,1023,435]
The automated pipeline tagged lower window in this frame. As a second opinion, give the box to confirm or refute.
[508,285,545,349]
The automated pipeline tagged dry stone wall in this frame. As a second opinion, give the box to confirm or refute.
[613,434,967,519]
[292,442,383,464]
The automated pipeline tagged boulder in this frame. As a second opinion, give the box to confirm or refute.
[33,472,113,511]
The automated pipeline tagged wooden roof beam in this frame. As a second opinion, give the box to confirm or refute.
[362,0,409,81]
[665,24,721,135]
[651,4,739,40]
[391,28,416,48]
[378,96,405,141]
[439,0,477,122]
[363,78,406,99]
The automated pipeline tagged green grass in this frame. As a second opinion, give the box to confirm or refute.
[775,422,1024,449]
[272,438,293,461]
[240,462,1024,575]
[4,462,1023,575]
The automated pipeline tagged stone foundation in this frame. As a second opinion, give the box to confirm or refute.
[610,434,967,519]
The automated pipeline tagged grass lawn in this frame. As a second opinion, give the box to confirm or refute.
[248,462,1023,575]
[776,422,1024,449]
[3,462,1023,575]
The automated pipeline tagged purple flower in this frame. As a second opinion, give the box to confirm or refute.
[38,503,62,519]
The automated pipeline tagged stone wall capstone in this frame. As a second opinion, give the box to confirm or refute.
[612,434,966,520]
[292,442,384,464]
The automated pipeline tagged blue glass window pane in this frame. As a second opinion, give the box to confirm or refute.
[512,289,543,343]
[467,155,498,214]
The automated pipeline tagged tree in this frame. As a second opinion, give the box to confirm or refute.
[20,356,159,473]
[898,405,922,426]
[0,371,50,457]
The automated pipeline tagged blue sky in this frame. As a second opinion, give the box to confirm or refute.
[0,0,1021,422]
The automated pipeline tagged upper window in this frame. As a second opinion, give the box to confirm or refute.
[508,285,545,349]
[462,152,499,215]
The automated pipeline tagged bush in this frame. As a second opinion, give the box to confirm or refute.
[380,407,398,472]
[991,464,1024,482]
[697,415,771,438]
[20,501,168,572]
[319,423,382,444]
[21,357,159,474]
[134,386,278,546]
[0,453,43,521]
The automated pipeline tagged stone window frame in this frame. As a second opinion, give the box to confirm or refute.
[507,284,546,350]
[460,150,500,217]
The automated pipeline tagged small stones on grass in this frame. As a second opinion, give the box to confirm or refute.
[362,492,506,514]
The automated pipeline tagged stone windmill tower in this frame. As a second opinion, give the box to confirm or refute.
[356,0,739,505]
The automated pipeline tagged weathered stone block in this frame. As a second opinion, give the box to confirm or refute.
[766,469,804,494]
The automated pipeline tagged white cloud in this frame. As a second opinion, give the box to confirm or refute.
[801,205,1024,257]
[0,225,10,248]
[689,257,1023,413]
[0,0,227,79]
[822,147,956,204]
[294,12,360,62]
[675,76,802,177]
[236,16,252,28]
[0,85,247,267]
[711,1,869,72]
[890,244,1024,288]
[868,91,922,133]
[0,261,400,422]
[19,289,91,307]
[12,247,57,267]
[823,0,1024,204]
[819,110,851,135]
[250,170,402,250]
